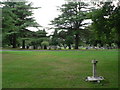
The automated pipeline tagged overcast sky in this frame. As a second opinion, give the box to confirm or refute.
[2,0,118,35]
[27,0,66,35]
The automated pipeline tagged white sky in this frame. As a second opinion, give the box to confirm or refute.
[2,0,119,35]
[27,0,66,35]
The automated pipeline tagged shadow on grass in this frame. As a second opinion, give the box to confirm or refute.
[91,79,110,87]
[101,79,110,86]
[83,78,110,88]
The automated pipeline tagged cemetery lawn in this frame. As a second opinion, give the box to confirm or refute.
[2,50,118,88]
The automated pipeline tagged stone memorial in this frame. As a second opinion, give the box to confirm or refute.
[85,59,104,83]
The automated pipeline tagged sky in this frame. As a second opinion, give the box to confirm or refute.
[27,0,66,35]
[1,0,119,35]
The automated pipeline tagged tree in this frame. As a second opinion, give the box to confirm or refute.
[1,0,40,48]
[2,1,18,48]
[51,29,60,47]
[41,41,49,49]
[58,30,74,49]
[51,2,90,49]
[14,1,40,49]
[29,29,49,49]
[111,2,120,48]
[90,1,119,48]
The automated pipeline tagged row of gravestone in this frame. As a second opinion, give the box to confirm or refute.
[19,45,118,50]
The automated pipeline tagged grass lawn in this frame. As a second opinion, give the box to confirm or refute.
[2,50,118,88]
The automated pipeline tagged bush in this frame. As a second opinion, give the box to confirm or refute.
[41,41,49,49]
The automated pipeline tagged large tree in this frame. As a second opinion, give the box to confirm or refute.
[90,1,120,48]
[2,1,18,47]
[1,0,40,48]
[111,2,120,48]
[51,2,90,49]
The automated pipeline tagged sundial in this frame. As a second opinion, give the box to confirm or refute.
[85,59,104,83]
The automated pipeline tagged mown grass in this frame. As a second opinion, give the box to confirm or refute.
[2,50,118,88]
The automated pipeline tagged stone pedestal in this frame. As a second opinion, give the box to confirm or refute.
[85,60,104,83]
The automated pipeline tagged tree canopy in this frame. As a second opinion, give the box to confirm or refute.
[1,0,120,49]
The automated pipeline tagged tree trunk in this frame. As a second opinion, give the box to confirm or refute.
[68,44,71,49]
[108,43,112,49]
[117,28,120,49]
[12,33,16,48]
[33,46,36,49]
[117,41,120,49]
[26,46,29,49]
[100,43,103,47]
[44,45,47,49]
[22,40,25,49]
[75,34,79,49]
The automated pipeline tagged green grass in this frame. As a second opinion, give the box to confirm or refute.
[2,50,118,88]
